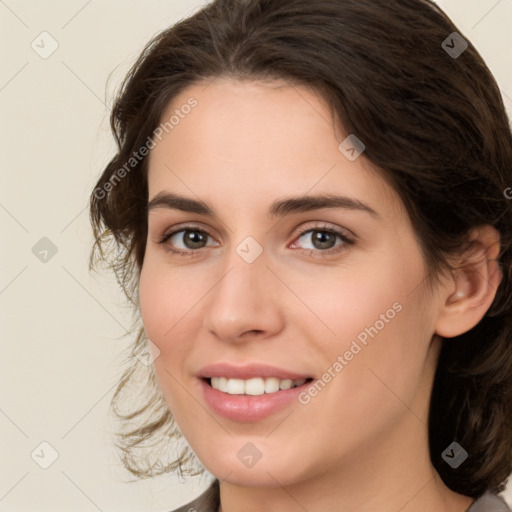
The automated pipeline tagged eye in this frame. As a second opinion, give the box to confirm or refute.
[157,223,354,258]
[291,225,354,256]
[159,226,218,255]
[297,230,338,250]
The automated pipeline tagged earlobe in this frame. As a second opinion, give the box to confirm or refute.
[435,225,502,338]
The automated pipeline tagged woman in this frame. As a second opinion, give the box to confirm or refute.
[89,0,512,510]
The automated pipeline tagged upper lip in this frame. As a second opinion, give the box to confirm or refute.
[197,363,312,381]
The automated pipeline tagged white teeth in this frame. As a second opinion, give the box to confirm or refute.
[209,377,308,395]
[279,379,293,390]
[264,377,280,393]
[218,377,228,392]
[211,377,228,393]
[226,378,245,395]
[245,378,265,395]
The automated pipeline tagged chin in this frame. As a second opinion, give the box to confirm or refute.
[194,442,309,488]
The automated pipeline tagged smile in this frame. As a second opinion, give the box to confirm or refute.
[207,377,312,395]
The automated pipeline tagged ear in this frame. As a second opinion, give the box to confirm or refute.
[435,225,502,338]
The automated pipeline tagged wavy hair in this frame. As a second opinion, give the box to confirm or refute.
[89,0,512,496]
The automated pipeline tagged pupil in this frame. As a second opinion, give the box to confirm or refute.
[185,231,206,248]
[313,231,335,250]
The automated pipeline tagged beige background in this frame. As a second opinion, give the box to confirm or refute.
[1,1,511,510]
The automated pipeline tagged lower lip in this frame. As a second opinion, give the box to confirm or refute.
[200,379,312,422]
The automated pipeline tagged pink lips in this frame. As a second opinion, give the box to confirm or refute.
[197,363,314,422]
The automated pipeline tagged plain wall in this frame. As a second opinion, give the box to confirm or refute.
[1,1,511,510]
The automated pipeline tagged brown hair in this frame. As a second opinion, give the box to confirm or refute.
[90,0,512,496]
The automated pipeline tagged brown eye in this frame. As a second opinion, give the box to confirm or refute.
[164,229,213,250]
[310,230,337,250]
[296,229,346,251]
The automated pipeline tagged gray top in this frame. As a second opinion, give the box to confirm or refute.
[467,492,511,512]
[171,480,219,512]
[170,480,511,512]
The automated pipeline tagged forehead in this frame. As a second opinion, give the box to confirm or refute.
[147,78,403,219]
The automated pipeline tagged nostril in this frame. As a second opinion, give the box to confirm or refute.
[243,329,264,336]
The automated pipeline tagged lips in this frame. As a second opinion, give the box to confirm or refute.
[197,363,315,421]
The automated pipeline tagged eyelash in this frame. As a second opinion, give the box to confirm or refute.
[158,224,355,259]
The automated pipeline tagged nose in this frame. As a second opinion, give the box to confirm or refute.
[202,248,285,343]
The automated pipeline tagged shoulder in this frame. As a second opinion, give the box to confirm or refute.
[168,480,220,512]
[467,493,511,512]
[166,483,511,512]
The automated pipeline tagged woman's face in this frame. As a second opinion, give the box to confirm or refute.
[139,78,447,487]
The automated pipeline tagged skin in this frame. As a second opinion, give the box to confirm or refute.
[139,78,502,512]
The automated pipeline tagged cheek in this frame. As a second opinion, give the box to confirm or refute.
[139,254,199,340]
[305,251,431,399]
[138,263,197,417]
[293,253,415,352]
[138,260,192,371]
[138,257,217,385]
[139,263,170,342]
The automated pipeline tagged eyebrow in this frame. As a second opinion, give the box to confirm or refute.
[147,192,379,219]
